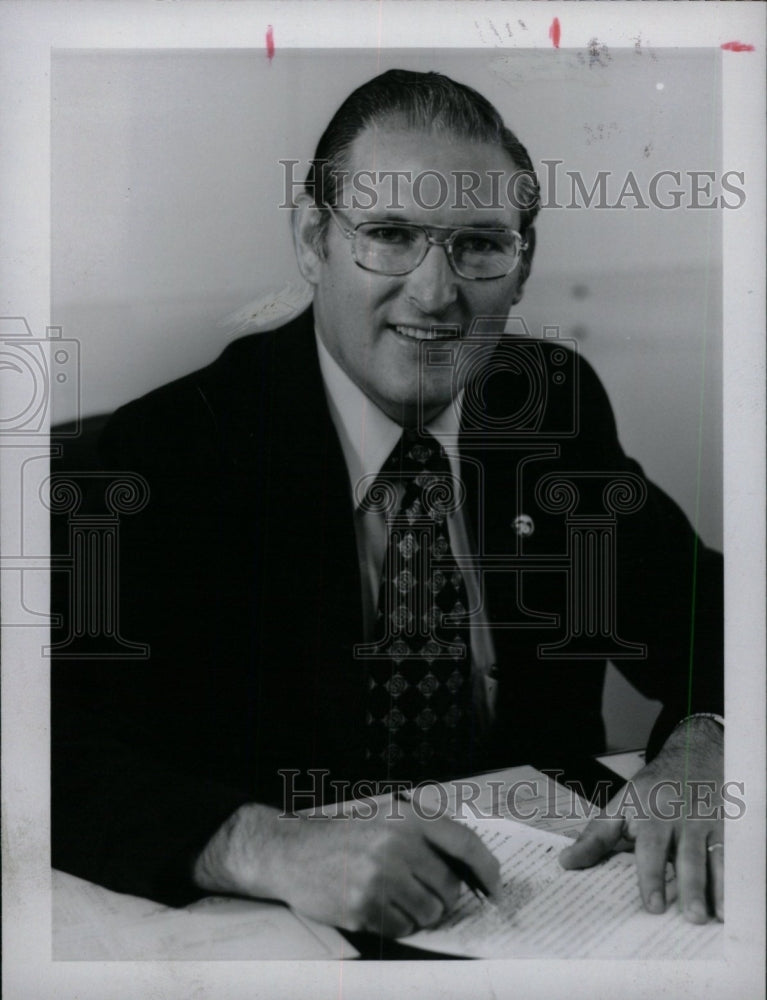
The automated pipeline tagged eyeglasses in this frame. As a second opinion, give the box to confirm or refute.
[324,204,528,281]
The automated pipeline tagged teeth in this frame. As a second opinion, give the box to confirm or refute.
[394,325,455,341]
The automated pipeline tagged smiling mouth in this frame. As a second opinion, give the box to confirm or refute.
[391,324,462,342]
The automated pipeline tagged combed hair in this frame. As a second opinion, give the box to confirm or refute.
[304,69,540,292]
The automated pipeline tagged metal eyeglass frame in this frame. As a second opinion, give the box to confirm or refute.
[323,203,528,281]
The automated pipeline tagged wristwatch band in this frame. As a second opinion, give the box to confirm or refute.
[674,712,725,731]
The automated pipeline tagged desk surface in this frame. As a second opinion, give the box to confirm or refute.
[52,761,647,961]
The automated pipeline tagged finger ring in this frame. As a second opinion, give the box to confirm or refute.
[707,842,724,853]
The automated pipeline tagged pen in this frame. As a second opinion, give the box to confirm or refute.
[432,844,495,906]
[394,788,498,907]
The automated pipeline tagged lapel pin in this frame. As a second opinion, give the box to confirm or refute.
[512,514,534,537]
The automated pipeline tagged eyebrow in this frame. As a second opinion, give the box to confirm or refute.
[361,211,515,231]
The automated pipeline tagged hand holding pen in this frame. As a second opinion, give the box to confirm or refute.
[195,791,502,940]
[395,788,502,910]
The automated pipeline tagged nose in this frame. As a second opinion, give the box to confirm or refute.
[403,243,459,315]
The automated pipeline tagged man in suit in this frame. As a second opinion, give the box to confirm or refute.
[52,70,724,939]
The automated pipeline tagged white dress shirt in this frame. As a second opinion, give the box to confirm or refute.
[315,331,498,727]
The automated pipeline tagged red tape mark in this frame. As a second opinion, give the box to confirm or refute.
[266,25,275,61]
[721,41,754,52]
[549,17,561,49]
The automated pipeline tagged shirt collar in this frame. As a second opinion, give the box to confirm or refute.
[315,330,463,508]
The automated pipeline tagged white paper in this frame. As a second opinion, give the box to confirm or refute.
[52,871,358,961]
[596,749,647,781]
[402,818,724,959]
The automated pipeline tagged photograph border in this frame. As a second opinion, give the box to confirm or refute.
[1,3,764,999]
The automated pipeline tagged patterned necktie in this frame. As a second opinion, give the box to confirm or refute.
[363,429,473,782]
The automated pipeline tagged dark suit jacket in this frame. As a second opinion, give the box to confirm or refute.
[51,307,723,905]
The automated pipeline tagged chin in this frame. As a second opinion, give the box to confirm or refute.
[372,380,455,426]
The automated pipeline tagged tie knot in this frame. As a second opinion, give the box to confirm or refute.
[359,431,456,517]
[384,430,448,475]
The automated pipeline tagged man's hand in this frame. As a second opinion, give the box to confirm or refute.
[559,717,724,923]
[193,797,501,938]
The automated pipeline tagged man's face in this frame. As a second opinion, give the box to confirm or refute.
[301,125,527,425]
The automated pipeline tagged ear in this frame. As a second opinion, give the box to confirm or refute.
[510,225,536,307]
[292,194,325,286]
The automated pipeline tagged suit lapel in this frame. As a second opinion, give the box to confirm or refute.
[195,310,369,780]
